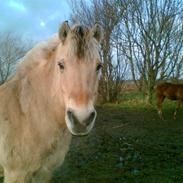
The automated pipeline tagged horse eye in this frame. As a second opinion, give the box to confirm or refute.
[96,63,102,72]
[58,62,65,71]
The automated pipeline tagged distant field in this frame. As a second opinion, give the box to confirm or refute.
[1,91,183,183]
[51,92,183,183]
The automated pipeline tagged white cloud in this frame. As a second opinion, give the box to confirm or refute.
[8,0,26,12]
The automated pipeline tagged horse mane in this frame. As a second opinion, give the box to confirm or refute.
[16,34,60,79]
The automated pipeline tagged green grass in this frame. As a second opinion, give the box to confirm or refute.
[121,90,145,101]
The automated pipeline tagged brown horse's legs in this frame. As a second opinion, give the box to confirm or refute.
[156,95,165,119]
[174,100,181,120]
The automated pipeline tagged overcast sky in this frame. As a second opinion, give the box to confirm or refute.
[0,0,71,41]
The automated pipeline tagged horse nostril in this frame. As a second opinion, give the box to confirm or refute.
[90,112,96,120]
[67,110,73,121]
[85,111,96,126]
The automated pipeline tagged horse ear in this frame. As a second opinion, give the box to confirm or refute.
[91,23,103,43]
[59,21,70,43]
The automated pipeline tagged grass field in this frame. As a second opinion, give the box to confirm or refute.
[1,91,183,183]
[51,91,183,183]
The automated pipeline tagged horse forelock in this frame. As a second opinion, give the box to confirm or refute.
[66,25,100,60]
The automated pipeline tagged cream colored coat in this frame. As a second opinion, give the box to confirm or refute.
[0,36,72,183]
[0,22,103,183]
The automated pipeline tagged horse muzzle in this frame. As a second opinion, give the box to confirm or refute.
[65,106,97,136]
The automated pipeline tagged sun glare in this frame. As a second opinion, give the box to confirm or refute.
[40,21,46,27]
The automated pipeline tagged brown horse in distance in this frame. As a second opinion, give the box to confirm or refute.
[155,82,183,119]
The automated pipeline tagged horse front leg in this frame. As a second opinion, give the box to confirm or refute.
[156,95,165,120]
[0,166,4,178]
[4,169,52,183]
[174,100,181,120]
[30,168,52,183]
[3,170,28,183]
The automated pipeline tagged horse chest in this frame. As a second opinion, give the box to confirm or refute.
[40,129,72,169]
[1,124,72,173]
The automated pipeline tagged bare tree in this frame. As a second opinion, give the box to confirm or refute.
[119,0,183,103]
[70,0,183,104]
[0,32,30,84]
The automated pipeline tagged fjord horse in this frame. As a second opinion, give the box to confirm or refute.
[155,82,183,119]
[0,21,103,183]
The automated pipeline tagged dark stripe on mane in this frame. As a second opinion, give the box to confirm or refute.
[71,25,89,58]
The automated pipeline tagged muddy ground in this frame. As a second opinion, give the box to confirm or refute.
[52,98,183,183]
